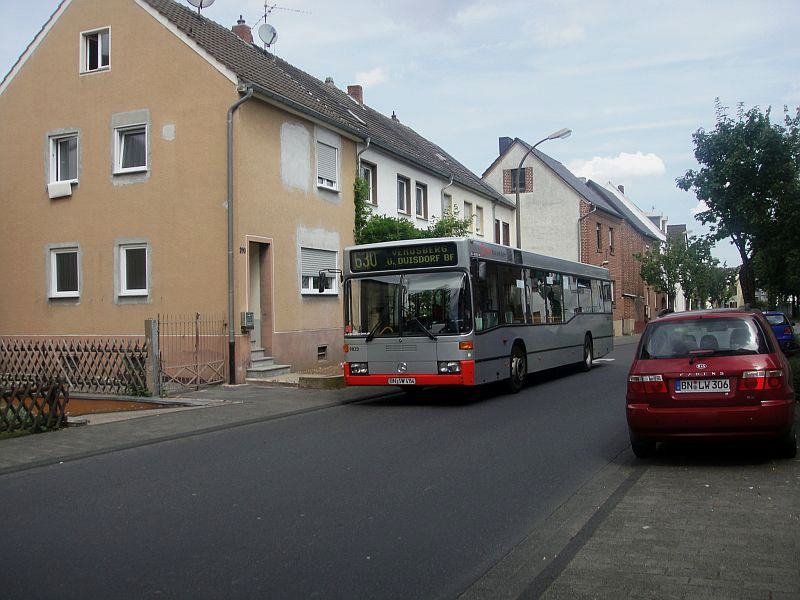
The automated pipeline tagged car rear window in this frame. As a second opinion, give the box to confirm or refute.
[765,314,788,326]
[640,317,769,359]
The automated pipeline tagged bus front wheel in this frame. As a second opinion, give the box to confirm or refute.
[507,345,527,394]
[581,335,593,372]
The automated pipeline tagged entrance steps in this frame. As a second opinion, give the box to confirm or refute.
[245,347,291,383]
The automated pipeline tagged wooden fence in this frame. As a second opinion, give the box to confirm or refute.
[0,337,148,396]
[0,378,69,434]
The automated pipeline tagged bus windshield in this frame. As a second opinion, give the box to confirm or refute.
[345,272,471,339]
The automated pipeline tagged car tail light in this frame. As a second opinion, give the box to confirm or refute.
[738,370,784,391]
[784,326,793,336]
[628,374,666,394]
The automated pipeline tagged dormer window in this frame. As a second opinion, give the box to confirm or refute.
[81,28,110,73]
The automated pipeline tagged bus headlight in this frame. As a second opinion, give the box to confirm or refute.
[437,361,462,374]
[349,362,369,375]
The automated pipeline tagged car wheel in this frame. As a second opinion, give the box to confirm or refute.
[507,344,527,394]
[580,335,593,372]
[630,436,656,459]
[776,426,797,459]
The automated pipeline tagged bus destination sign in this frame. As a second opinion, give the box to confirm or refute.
[350,242,459,272]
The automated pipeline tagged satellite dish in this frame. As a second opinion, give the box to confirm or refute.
[187,0,215,7]
[258,23,278,46]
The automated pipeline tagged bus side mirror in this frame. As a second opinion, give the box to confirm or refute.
[318,269,343,293]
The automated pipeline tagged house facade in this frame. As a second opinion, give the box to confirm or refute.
[0,0,374,383]
[587,182,666,334]
[345,86,515,244]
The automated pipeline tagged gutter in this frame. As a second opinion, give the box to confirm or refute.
[227,84,254,384]
[356,137,371,173]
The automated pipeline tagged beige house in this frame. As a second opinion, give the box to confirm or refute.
[0,0,373,383]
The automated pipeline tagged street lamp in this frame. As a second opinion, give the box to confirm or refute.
[514,127,572,249]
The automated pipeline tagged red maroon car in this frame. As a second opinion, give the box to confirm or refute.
[626,308,796,458]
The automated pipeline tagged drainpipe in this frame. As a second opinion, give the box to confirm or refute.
[227,85,254,384]
[577,204,596,263]
[441,174,454,217]
[356,136,371,173]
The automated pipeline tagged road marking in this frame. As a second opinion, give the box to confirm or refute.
[593,358,615,363]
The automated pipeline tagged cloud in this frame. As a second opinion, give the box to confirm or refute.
[690,200,709,216]
[531,23,585,49]
[569,152,666,182]
[453,3,503,27]
[355,67,388,87]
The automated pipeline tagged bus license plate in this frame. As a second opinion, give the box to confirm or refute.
[388,377,416,385]
[675,378,730,393]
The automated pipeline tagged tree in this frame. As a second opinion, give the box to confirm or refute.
[425,206,473,238]
[677,100,800,305]
[705,265,738,307]
[680,236,716,309]
[635,237,687,310]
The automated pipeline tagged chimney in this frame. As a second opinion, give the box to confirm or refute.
[391,111,398,121]
[347,84,363,105]
[617,184,625,194]
[232,16,253,44]
[499,136,513,155]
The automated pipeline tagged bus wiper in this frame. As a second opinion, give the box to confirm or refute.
[407,316,437,340]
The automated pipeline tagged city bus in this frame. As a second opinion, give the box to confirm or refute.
[340,237,614,392]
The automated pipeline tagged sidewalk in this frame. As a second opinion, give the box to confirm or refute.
[2,334,797,599]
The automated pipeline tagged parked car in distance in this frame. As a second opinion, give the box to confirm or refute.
[626,308,796,458]
[763,310,795,352]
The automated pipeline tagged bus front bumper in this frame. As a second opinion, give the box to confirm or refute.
[344,360,475,387]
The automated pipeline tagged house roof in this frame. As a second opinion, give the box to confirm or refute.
[140,0,508,205]
[586,181,664,242]
[484,137,622,218]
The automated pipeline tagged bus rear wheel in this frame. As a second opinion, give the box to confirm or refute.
[507,345,527,394]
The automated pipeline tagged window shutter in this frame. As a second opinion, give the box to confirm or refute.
[301,247,336,276]
[317,142,337,186]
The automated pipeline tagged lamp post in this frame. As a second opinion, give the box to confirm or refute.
[514,127,572,249]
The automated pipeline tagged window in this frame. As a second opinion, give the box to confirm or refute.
[50,134,78,182]
[494,219,501,243]
[316,141,338,190]
[115,125,147,173]
[360,162,377,204]
[120,244,148,296]
[81,28,110,73]
[502,222,510,246]
[301,247,338,295]
[475,206,484,235]
[49,247,79,298]
[397,175,410,213]
[464,202,473,232]
[510,168,527,193]
[596,223,602,251]
[609,227,615,253]
[415,183,428,219]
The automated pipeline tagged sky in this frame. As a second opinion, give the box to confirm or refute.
[3,0,799,266]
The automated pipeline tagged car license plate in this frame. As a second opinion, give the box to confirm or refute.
[675,378,730,393]
[388,377,416,385]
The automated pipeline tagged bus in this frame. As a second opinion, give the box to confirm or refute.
[340,237,613,392]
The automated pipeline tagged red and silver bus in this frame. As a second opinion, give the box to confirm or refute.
[342,237,613,392]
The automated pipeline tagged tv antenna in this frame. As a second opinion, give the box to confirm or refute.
[253,3,310,49]
[186,0,215,16]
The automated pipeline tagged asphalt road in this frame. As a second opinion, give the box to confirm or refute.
[2,343,637,600]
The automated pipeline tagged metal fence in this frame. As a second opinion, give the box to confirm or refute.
[157,313,227,393]
[0,337,147,396]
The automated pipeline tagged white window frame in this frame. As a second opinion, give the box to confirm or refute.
[464,202,474,233]
[119,243,149,297]
[475,206,484,235]
[316,141,339,191]
[48,246,80,299]
[397,175,410,214]
[114,124,148,174]
[80,27,110,74]
[415,182,428,220]
[300,247,338,296]
[360,161,377,204]
[49,133,79,183]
